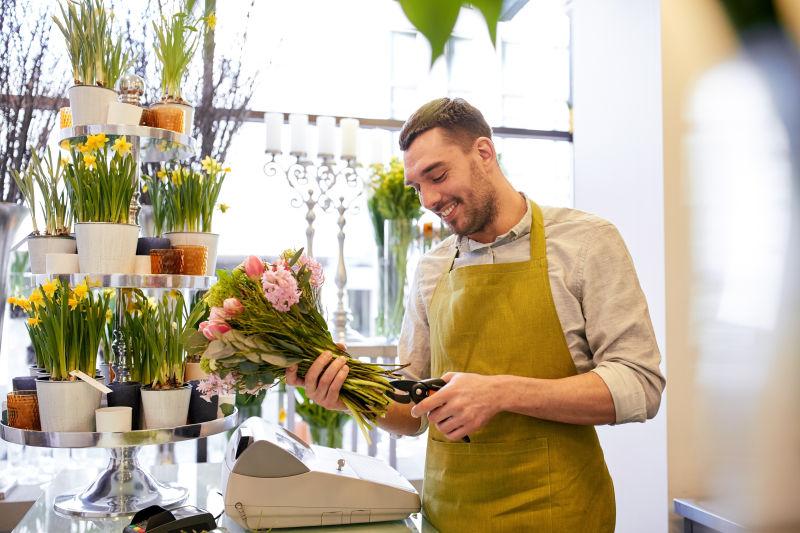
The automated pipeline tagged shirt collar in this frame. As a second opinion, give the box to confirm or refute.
[456,193,532,254]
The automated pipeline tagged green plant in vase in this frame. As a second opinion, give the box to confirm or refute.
[295,387,350,448]
[157,157,229,233]
[368,157,422,338]
[153,0,207,103]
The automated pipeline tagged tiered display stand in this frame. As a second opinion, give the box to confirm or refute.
[0,124,233,518]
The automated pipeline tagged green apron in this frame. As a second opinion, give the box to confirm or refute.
[423,201,615,532]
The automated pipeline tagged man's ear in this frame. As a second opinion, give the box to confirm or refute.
[474,136,496,164]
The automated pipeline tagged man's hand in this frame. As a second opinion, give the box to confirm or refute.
[285,350,349,411]
[410,372,501,441]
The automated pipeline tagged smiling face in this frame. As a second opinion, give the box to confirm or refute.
[403,127,498,239]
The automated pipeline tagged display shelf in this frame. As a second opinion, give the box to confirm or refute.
[23,273,215,290]
[58,124,196,163]
[1,410,238,518]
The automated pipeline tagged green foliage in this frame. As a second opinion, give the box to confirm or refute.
[398,0,502,65]
[11,158,40,235]
[64,136,137,224]
[153,0,207,101]
[295,387,350,448]
[144,157,228,234]
[31,148,72,236]
[52,0,130,87]
[11,279,111,381]
[367,157,421,250]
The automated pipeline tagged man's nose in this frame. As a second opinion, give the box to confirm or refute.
[419,184,441,212]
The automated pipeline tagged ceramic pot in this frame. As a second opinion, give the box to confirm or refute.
[136,237,171,256]
[45,252,80,274]
[12,375,36,392]
[27,235,76,274]
[188,382,218,424]
[140,385,191,429]
[36,379,102,432]
[107,381,142,430]
[74,222,139,274]
[68,85,116,126]
[106,101,143,126]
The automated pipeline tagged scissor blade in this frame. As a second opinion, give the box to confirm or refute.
[385,389,413,404]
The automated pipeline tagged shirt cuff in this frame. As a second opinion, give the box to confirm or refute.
[592,365,647,424]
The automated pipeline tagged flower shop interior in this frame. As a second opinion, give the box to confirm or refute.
[1,0,799,532]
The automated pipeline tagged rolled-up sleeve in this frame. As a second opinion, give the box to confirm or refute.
[581,224,665,424]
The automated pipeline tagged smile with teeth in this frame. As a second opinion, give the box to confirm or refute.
[440,202,457,219]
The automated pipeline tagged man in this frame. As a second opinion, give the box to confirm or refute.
[286,98,665,532]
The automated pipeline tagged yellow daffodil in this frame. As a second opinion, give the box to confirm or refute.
[29,289,44,308]
[142,183,149,193]
[157,168,167,178]
[106,309,113,323]
[168,290,180,299]
[201,155,222,174]
[223,167,231,173]
[87,277,102,288]
[86,133,109,151]
[27,316,41,327]
[73,282,89,301]
[218,203,230,213]
[12,297,31,312]
[278,407,286,424]
[42,278,59,298]
[171,169,182,185]
[113,136,132,156]
[205,12,217,30]
[68,297,79,310]
[103,288,115,297]
[147,297,158,309]
[83,153,97,170]
[7,296,16,306]
[77,142,90,154]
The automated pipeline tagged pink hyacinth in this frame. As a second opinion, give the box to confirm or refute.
[262,263,301,312]
[243,255,265,279]
[298,255,325,288]
[223,297,244,316]
[197,373,237,402]
[199,320,231,340]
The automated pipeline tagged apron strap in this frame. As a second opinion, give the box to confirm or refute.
[529,201,547,263]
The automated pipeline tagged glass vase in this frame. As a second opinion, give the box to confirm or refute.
[383,218,415,341]
[309,422,345,449]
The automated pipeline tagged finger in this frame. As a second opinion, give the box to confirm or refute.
[316,356,348,396]
[324,365,349,408]
[444,425,468,442]
[304,351,334,395]
[285,365,304,387]
[411,392,447,418]
[335,342,347,351]
[441,372,455,383]
[427,405,453,425]
[436,415,460,435]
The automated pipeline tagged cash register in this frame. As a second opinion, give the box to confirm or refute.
[221,417,421,530]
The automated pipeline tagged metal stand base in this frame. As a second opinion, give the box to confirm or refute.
[53,446,188,518]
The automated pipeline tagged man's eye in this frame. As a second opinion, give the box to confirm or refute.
[432,173,447,183]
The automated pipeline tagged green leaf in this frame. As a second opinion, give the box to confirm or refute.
[468,0,502,45]
[220,403,235,417]
[239,361,259,374]
[399,0,461,65]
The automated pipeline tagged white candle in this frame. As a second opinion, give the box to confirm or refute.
[289,113,308,155]
[264,112,283,153]
[340,118,359,159]
[316,116,335,156]
[368,129,389,165]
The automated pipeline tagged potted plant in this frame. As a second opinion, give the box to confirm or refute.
[151,0,210,133]
[161,157,229,275]
[12,148,76,274]
[295,387,350,448]
[10,278,111,431]
[137,173,172,255]
[53,0,131,126]
[64,133,139,274]
[368,158,422,339]
[138,290,194,429]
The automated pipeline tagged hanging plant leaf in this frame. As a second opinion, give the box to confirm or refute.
[468,0,502,45]
[399,0,461,65]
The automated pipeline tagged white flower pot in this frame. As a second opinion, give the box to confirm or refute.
[75,222,139,274]
[140,386,191,429]
[45,253,80,274]
[152,101,194,135]
[27,235,76,274]
[36,380,102,432]
[68,85,117,126]
[106,101,143,126]
[164,231,219,276]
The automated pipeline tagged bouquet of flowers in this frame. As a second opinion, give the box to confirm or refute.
[192,249,401,435]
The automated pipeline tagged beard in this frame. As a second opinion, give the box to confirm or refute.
[445,161,498,237]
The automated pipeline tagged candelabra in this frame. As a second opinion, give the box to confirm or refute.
[331,181,365,344]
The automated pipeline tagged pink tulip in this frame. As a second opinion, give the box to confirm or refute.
[243,255,265,279]
[209,306,230,323]
[223,297,244,316]
[200,320,231,340]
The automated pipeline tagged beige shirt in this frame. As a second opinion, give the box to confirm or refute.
[398,199,665,425]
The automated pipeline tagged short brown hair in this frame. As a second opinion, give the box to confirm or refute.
[399,97,492,152]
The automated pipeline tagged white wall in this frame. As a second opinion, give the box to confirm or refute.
[571,1,668,532]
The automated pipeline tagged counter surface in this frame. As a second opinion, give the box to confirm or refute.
[12,461,432,532]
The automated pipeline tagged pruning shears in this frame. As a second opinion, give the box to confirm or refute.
[386,378,471,443]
